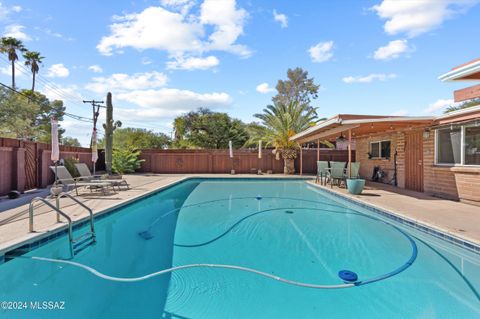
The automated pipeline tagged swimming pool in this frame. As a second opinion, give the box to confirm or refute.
[1,178,479,318]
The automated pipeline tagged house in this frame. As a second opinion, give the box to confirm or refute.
[291,59,480,205]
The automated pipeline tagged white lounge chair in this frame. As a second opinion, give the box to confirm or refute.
[50,166,113,196]
[74,163,130,191]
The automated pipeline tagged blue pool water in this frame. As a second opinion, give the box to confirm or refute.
[1,179,479,318]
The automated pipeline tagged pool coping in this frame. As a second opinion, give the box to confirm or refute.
[307,182,480,255]
[0,175,312,263]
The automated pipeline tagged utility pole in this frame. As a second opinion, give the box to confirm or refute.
[83,99,105,147]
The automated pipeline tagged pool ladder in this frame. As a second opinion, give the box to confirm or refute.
[29,192,96,258]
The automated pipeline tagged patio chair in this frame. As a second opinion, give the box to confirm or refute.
[345,162,361,179]
[50,166,112,196]
[74,163,130,191]
[315,161,329,185]
[328,161,346,188]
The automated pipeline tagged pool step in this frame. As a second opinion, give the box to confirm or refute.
[72,232,96,255]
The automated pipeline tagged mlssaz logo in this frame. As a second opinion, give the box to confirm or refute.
[29,301,65,310]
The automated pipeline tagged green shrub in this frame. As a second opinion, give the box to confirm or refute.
[63,157,80,177]
[112,148,144,174]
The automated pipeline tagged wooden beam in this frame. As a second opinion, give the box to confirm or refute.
[317,139,320,161]
[296,124,360,144]
[348,129,352,178]
[300,145,303,176]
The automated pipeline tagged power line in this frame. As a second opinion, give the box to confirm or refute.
[0,81,92,125]
[0,56,85,105]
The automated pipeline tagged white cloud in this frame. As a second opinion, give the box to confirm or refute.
[372,0,477,38]
[88,65,103,73]
[424,98,459,114]
[97,0,250,65]
[0,63,26,77]
[85,71,168,94]
[373,39,412,60]
[97,7,203,56]
[160,0,194,15]
[343,73,397,84]
[308,41,334,63]
[199,0,250,56]
[256,82,275,94]
[3,24,31,41]
[0,3,22,20]
[46,64,70,78]
[166,55,219,70]
[391,109,408,116]
[115,88,232,121]
[273,9,288,28]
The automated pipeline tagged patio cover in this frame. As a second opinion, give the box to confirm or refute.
[290,114,434,144]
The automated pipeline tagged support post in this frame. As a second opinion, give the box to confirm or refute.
[317,139,320,161]
[348,129,352,178]
[300,145,303,176]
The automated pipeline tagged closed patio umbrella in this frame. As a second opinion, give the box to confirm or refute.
[51,118,60,184]
[91,129,98,175]
[258,140,262,159]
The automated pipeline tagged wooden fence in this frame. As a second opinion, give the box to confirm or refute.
[139,149,354,174]
[0,137,104,195]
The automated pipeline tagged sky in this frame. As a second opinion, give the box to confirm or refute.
[0,0,479,146]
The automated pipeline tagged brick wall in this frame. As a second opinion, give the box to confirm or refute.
[423,132,480,204]
[355,131,405,187]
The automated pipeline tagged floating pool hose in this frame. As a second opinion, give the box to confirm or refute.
[21,196,418,289]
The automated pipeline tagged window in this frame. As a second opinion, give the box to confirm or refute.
[465,126,480,165]
[435,124,480,166]
[370,141,391,159]
[436,128,461,164]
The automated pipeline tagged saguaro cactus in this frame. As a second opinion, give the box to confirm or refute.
[103,92,121,175]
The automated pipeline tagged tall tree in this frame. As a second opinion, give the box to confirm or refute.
[62,136,81,147]
[173,108,248,149]
[0,87,66,142]
[0,37,26,88]
[273,67,320,107]
[255,101,318,174]
[23,51,44,93]
[99,127,171,150]
[0,87,39,138]
[28,91,66,143]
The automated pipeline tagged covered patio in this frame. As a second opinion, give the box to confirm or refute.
[291,114,434,186]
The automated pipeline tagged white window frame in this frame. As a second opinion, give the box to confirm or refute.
[369,140,391,159]
[434,124,480,167]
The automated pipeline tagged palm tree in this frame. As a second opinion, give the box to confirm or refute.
[23,51,44,93]
[254,101,318,174]
[0,37,26,88]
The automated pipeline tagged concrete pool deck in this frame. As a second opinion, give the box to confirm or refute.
[0,174,479,257]
[308,180,480,247]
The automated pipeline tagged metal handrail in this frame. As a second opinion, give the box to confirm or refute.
[29,197,74,257]
[56,192,96,243]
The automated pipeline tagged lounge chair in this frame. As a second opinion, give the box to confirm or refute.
[315,161,329,185]
[50,166,113,196]
[328,161,346,188]
[345,162,361,179]
[74,163,129,191]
